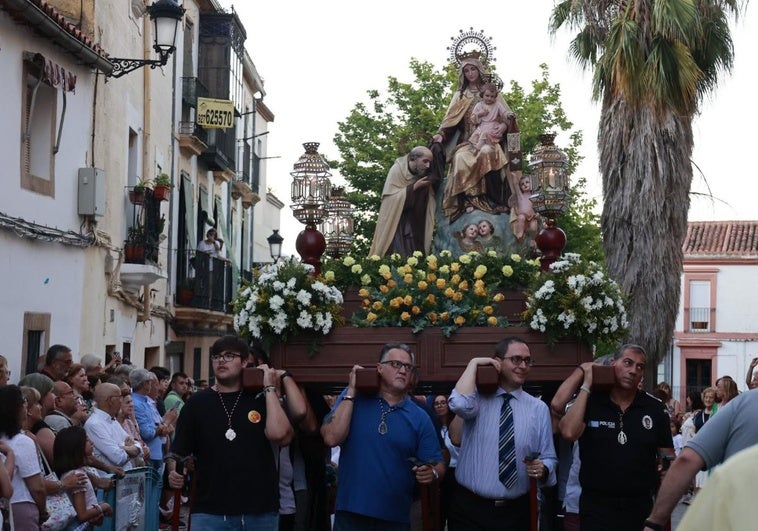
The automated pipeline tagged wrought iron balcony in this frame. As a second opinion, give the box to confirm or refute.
[181,77,209,108]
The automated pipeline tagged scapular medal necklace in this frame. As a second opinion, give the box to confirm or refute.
[617,410,627,445]
[217,388,243,441]
[378,398,399,435]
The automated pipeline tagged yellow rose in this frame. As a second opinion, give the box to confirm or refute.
[390,298,401,309]
[379,285,389,294]
[511,253,522,262]
[427,261,438,271]
[401,312,411,322]
[493,293,505,302]
[440,312,450,321]
[413,251,423,258]
[427,273,438,282]
[453,292,463,302]
[450,274,461,285]
[444,287,455,298]
[324,270,335,281]
[454,315,466,325]
[406,256,418,266]
[369,254,382,261]
[474,287,486,297]
[411,306,421,315]
[404,265,413,274]
[360,274,372,285]
[474,280,485,290]
[403,295,413,306]
[439,250,452,258]
[351,264,362,274]
[404,274,414,284]
[366,312,378,323]
[451,263,460,272]
[439,265,450,274]
[474,265,487,279]
[487,316,498,326]
[372,301,384,311]
[483,305,494,315]
[436,278,446,289]
[387,279,397,288]
[362,299,370,308]
[487,250,497,257]
[358,288,370,298]
[417,281,428,290]
[342,256,356,267]
[428,312,438,323]
[459,255,471,264]
[458,280,469,291]
[426,294,436,304]
[502,265,514,277]
[396,267,406,276]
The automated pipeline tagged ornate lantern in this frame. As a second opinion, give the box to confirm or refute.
[529,133,570,271]
[290,142,332,274]
[321,186,355,259]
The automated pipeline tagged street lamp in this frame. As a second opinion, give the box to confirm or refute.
[290,142,332,275]
[267,229,284,264]
[321,186,355,259]
[529,133,570,271]
[107,0,185,78]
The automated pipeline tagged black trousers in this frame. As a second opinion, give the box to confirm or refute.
[447,484,530,531]
[579,492,653,531]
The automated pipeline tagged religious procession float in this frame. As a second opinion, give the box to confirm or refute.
[231,30,628,395]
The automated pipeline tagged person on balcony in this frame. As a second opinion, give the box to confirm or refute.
[197,228,227,261]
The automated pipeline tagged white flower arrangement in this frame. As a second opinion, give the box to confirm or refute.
[232,258,344,350]
[523,253,629,350]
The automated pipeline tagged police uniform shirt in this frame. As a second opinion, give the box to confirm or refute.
[579,391,672,497]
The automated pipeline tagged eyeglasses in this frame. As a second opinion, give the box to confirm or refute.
[211,351,242,363]
[380,360,415,372]
[496,355,534,367]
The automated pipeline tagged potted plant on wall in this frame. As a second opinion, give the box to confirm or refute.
[129,179,150,205]
[153,173,172,201]
[124,225,145,263]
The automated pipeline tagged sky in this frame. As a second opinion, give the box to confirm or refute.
[221,1,758,256]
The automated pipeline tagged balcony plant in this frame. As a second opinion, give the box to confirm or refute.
[124,225,145,263]
[153,173,172,201]
[128,179,150,205]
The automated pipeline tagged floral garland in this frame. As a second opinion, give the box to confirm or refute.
[232,258,344,350]
[323,251,540,337]
[523,253,628,350]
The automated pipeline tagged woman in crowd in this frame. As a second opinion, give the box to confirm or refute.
[18,374,56,462]
[54,426,112,529]
[0,355,10,386]
[715,375,738,406]
[0,385,46,529]
[679,390,705,504]
[65,364,91,401]
[433,394,459,530]
[118,392,149,467]
[655,381,681,420]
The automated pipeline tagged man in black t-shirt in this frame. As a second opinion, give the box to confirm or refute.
[558,344,674,531]
[168,335,293,530]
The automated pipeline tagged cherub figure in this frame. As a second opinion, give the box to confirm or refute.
[510,174,539,246]
[453,223,484,253]
[477,219,503,253]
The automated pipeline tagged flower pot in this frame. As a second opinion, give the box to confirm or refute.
[177,288,194,305]
[129,189,145,205]
[124,244,145,264]
[153,185,171,201]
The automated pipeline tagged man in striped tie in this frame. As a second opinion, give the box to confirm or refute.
[447,337,557,530]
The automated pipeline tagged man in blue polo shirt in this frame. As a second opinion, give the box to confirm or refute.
[322,342,444,530]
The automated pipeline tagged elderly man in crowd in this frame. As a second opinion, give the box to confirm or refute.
[322,342,443,530]
[44,381,86,432]
[131,369,176,474]
[85,383,143,474]
[38,344,73,381]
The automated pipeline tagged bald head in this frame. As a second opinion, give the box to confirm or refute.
[94,383,122,416]
[52,381,76,415]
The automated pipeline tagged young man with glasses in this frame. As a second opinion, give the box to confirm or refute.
[168,335,292,531]
[447,336,557,531]
[321,342,444,531]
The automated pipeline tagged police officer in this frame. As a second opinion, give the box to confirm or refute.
[558,344,673,531]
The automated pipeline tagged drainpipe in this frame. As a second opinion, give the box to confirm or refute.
[140,15,153,323]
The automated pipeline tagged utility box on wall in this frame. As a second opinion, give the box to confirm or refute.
[78,168,105,217]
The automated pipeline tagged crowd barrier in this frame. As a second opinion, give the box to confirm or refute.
[96,466,161,531]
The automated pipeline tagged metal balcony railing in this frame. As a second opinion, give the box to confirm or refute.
[175,250,234,313]
[178,121,207,144]
[688,307,711,332]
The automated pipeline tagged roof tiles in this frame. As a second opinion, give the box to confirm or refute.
[684,221,758,256]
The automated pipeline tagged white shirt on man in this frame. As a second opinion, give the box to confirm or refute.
[84,408,137,474]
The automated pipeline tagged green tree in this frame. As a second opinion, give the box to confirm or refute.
[333,61,602,261]
[550,0,745,371]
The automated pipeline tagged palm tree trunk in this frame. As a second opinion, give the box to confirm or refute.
[598,97,693,379]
